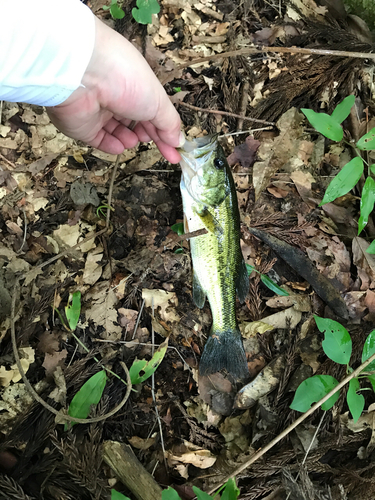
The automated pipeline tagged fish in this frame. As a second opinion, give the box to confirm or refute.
[178,135,249,380]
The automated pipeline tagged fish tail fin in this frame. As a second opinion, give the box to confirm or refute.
[199,328,248,380]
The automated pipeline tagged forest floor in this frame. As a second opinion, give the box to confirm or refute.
[1,0,375,499]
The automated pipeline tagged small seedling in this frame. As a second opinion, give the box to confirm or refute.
[103,0,125,19]
[246,263,289,296]
[290,315,375,422]
[132,0,160,24]
[96,204,114,219]
[301,95,375,252]
[171,222,185,254]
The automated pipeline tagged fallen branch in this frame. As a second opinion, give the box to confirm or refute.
[207,349,375,495]
[179,102,275,127]
[162,45,375,85]
[103,441,163,500]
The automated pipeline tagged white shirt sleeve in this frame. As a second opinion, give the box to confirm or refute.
[0,0,95,107]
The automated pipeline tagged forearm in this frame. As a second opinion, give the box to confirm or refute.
[0,0,95,106]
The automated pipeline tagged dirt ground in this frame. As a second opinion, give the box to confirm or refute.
[1,0,375,499]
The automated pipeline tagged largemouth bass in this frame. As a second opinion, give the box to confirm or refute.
[179,135,249,380]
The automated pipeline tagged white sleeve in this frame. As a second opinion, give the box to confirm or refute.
[0,0,95,107]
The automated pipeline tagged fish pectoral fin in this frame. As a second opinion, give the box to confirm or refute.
[236,258,249,303]
[193,206,223,234]
[192,271,206,308]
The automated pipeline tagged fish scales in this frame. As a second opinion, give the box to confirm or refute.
[179,135,249,380]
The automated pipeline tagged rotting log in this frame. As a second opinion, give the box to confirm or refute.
[102,440,163,500]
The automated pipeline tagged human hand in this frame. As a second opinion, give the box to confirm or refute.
[47,17,183,163]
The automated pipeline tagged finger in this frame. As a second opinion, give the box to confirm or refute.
[155,140,182,164]
[91,128,138,154]
[150,91,183,148]
[132,122,153,143]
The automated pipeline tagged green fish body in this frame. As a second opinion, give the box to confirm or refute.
[179,135,249,380]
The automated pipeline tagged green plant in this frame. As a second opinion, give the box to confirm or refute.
[96,204,114,219]
[246,263,289,296]
[56,292,168,426]
[111,478,240,500]
[161,477,240,500]
[102,0,125,19]
[103,0,160,23]
[290,315,375,422]
[171,222,185,254]
[301,95,375,252]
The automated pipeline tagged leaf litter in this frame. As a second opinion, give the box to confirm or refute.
[1,0,375,499]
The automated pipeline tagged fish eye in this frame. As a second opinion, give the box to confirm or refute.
[214,158,225,169]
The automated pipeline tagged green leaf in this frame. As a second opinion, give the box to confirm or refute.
[65,291,81,331]
[347,378,365,423]
[301,109,343,141]
[358,177,375,234]
[370,164,375,175]
[357,127,375,150]
[162,487,182,500]
[362,330,375,371]
[174,247,184,254]
[331,95,355,124]
[129,339,168,384]
[171,222,184,235]
[246,263,256,275]
[68,370,107,425]
[367,240,375,254]
[132,0,160,24]
[110,3,125,18]
[260,274,289,296]
[111,490,131,500]
[320,156,364,205]
[290,375,340,412]
[102,5,110,9]
[173,87,182,93]
[192,486,212,500]
[221,478,240,500]
[314,315,352,364]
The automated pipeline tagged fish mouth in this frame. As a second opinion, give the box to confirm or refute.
[178,134,218,159]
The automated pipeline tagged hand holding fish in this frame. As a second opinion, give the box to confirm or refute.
[47,17,184,164]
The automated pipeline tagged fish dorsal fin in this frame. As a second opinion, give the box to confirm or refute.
[192,270,206,308]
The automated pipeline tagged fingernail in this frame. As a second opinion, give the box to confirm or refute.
[178,131,186,148]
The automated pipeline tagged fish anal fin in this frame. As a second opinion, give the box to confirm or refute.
[236,258,249,303]
[193,271,206,308]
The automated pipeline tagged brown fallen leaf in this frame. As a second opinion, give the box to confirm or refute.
[227,136,260,169]
[352,236,375,286]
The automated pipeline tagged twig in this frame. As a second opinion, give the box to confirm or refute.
[162,45,375,84]
[106,154,121,230]
[218,127,273,137]
[237,81,250,131]
[151,298,168,472]
[16,208,27,254]
[0,152,16,170]
[11,277,132,424]
[285,412,325,500]
[179,102,275,126]
[206,350,375,495]
[106,120,136,230]
[132,298,145,340]
[92,339,192,372]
